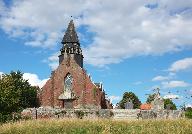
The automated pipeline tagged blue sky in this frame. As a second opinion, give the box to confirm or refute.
[0,0,192,108]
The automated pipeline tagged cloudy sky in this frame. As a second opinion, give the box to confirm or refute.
[0,0,192,108]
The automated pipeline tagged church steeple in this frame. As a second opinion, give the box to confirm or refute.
[61,20,79,44]
[59,20,83,68]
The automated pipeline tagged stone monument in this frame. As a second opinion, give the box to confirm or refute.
[151,88,164,111]
[124,99,133,109]
[166,104,172,110]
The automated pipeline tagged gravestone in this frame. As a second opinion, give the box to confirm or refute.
[166,104,172,110]
[124,99,133,109]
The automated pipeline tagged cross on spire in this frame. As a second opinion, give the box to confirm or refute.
[153,88,160,94]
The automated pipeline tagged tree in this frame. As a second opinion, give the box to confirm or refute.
[0,71,39,122]
[164,99,177,110]
[146,94,155,104]
[119,92,141,109]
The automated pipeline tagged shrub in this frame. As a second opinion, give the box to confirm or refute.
[0,112,23,123]
[22,115,32,120]
[95,111,99,117]
[185,108,192,119]
[0,113,12,123]
[55,110,67,115]
[12,112,22,122]
[74,110,85,119]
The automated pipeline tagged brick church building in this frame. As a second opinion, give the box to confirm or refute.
[40,20,112,109]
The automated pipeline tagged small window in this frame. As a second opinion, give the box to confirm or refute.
[64,73,73,93]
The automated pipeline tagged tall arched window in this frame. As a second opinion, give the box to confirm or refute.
[64,73,73,97]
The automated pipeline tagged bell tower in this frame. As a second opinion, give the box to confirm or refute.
[59,20,83,68]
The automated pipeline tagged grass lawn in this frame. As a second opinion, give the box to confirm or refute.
[0,119,192,134]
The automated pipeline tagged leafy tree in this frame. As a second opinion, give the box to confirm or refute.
[0,71,39,122]
[164,99,177,110]
[146,94,155,104]
[119,92,141,109]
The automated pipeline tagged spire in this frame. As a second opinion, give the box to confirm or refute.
[61,20,79,44]
[59,19,83,68]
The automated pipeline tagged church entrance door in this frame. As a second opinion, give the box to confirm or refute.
[64,99,73,109]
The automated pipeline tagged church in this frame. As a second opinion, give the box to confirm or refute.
[40,20,113,109]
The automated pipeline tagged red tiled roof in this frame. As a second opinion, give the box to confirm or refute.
[140,103,151,110]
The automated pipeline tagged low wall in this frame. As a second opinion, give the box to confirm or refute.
[21,107,183,120]
[139,110,183,119]
[112,109,140,119]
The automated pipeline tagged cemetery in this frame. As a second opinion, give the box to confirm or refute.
[21,88,183,120]
[0,1,192,133]
[21,20,184,120]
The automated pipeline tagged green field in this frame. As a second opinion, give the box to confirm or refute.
[0,119,192,134]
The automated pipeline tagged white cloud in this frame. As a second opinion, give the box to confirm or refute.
[108,95,121,103]
[186,104,192,108]
[1,0,192,66]
[162,80,190,88]
[168,72,176,76]
[133,81,142,85]
[0,0,7,15]
[0,72,3,79]
[169,57,192,72]
[23,73,49,88]
[152,75,169,81]
[0,71,48,88]
[163,94,179,99]
[45,52,59,70]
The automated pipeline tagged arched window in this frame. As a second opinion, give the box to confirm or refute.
[64,73,73,93]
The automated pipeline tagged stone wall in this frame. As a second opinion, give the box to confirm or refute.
[112,109,140,119]
[22,107,183,120]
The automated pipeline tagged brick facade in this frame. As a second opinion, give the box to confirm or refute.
[39,20,112,109]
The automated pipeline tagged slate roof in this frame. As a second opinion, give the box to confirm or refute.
[61,20,79,44]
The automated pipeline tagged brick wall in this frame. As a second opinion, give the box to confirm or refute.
[40,55,112,109]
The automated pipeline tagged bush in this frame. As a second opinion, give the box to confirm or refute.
[74,110,85,119]
[22,115,32,120]
[55,110,67,115]
[12,112,22,122]
[0,113,12,123]
[0,112,22,123]
[185,108,192,119]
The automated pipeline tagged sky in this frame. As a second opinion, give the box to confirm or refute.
[0,0,192,108]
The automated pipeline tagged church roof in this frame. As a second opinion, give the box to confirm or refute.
[61,20,79,44]
[140,103,151,110]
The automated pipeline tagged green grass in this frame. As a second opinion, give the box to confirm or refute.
[0,119,192,134]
